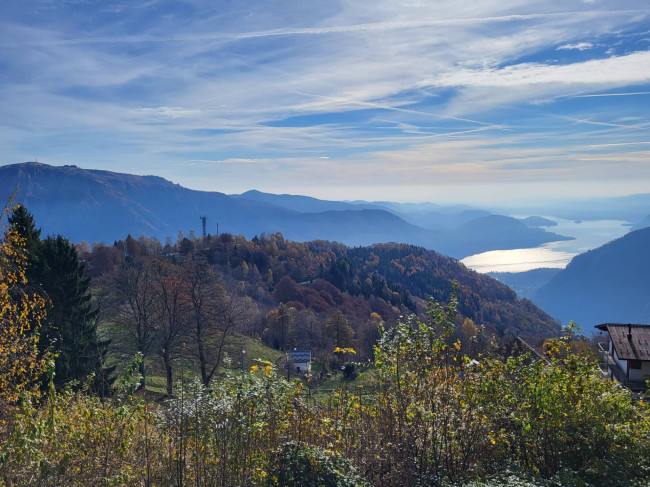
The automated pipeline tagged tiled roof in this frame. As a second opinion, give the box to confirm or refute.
[595,323,650,361]
[493,336,548,364]
[290,350,311,363]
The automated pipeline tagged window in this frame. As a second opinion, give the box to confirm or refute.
[629,360,642,369]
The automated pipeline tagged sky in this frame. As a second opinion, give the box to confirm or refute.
[1,0,649,206]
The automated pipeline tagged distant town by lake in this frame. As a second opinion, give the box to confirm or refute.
[462,217,631,273]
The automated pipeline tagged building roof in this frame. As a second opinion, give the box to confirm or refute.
[493,336,548,364]
[595,323,650,361]
[290,349,311,363]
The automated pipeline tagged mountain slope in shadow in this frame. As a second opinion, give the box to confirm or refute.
[2,162,568,258]
[532,227,650,331]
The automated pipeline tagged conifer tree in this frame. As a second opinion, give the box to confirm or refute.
[325,310,354,348]
[8,206,114,393]
[7,204,41,284]
[39,235,114,392]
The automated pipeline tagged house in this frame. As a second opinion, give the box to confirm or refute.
[595,323,650,391]
[289,349,312,373]
[493,336,548,365]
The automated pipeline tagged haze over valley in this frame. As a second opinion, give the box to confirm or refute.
[3,161,650,333]
[2,2,650,485]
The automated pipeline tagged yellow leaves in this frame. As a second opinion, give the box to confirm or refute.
[249,360,275,377]
[0,201,48,407]
[333,347,356,355]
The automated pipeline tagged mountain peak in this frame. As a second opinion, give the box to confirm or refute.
[1,162,571,259]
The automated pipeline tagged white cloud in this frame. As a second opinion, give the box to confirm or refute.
[569,91,650,97]
[209,158,271,164]
[557,41,593,50]
[430,51,650,88]
[134,107,201,119]
[0,12,623,47]
[2,0,650,204]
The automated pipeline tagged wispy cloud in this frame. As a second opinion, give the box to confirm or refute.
[557,41,593,50]
[2,11,640,47]
[1,0,649,204]
[134,107,201,119]
[429,51,650,88]
[568,91,650,97]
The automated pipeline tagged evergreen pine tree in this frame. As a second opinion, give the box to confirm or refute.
[39,235,114,393]
[9,206,114,394]
[7,205,42,284]
[325,310,355,348]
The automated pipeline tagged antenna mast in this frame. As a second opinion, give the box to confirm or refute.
[200,216,207,237]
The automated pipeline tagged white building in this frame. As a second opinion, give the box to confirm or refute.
[596,323,650,391]
[289,349,312,373]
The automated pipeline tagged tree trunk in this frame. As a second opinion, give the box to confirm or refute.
[163,350,173,396]
[197,326,208,386]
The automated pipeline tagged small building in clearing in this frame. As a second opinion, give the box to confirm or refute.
[595,323,650,391]
[289,349,312,373]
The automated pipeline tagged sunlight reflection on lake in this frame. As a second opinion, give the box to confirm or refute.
[461,218,631,273]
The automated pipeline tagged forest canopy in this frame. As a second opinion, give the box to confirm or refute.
[3,204,644,487]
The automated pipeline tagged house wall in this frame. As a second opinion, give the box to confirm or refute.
[628,361,650,382]
[613,348,628,376]
[295,362,310,372]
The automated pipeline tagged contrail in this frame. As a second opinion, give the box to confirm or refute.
[569,92,650,98]
[2,10,647,47]
[284,88,500,127]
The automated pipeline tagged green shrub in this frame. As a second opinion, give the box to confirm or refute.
[264,441,368,487]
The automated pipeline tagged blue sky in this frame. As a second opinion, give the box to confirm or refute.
[1,0,649,205]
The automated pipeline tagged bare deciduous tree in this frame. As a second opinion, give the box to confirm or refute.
[150,258,189,397]
[114,262,159,388]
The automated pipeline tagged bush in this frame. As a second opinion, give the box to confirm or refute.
[264,441,368,487]
[342,362,358,380]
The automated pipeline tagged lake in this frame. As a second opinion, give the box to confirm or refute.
[461,218,631,273]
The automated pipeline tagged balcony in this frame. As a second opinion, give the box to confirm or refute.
[598,343,648,392]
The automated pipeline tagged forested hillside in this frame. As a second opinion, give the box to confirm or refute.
[5,202,561,399]
[533,227,650,331]
[2,203,648,487]
[86,231,561,352]
[1,162,570,258]
[489,268,561,299]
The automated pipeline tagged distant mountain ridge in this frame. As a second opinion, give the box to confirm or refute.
[232,190,384,213]
[520,216,557,228]
[531,227,650,331]
[630,214,650,231]
[489,268,561,299]
[2,162,569,258]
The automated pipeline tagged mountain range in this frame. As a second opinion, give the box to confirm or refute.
[5,161,649,336]
[1,162,569,259]
[488,268,561,300]
[530,227,650,332]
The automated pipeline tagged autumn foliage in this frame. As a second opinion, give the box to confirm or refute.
[2,287,649,485]
[1,207,650,486]
[0,201,48,416]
